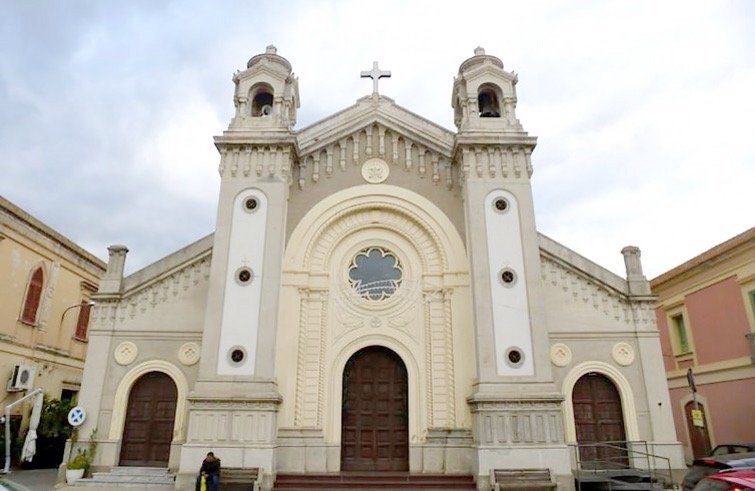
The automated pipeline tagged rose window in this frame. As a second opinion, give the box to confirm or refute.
[348,248,402,300]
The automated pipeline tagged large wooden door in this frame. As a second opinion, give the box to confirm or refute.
[685,401,712,458]
[573,372,627,469]
[341,347,408,471]
[120,372,177,466]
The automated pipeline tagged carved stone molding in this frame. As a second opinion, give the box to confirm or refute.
[113,341,138,365]
[540,256,654,325]
[612,342,635,366]
[91,255,211,326]
[550,343,572,367]
[297,123,455,189]
[468,396,565,445]
[178,342,201,366]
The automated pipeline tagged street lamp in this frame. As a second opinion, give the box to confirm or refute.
[60,301,95,325]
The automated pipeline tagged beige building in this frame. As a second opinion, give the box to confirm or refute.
[75,47,684,489]
[651,228,755,462]
[0,196,105,413]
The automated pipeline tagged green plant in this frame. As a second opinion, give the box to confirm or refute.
[67,451,88,471]
[38,395,73,440]
[67,427,97,474]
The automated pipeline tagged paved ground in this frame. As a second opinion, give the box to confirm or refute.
[0,468,178,490]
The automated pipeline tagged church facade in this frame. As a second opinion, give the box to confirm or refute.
[76,47,684,489]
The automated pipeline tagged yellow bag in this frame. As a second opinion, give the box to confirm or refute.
[200,474,207,491]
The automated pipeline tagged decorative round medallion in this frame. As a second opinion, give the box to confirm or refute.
[612,342,635,366]
[114,341,138,366]
[550,343,572,367]
[361,158,390,184]
[178,342,201,366]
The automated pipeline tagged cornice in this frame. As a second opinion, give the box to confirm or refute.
[0,195,106,274]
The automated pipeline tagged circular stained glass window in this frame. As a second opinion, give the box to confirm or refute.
[348,248,402,301]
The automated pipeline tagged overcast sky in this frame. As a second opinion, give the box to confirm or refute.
[1,1,753,279]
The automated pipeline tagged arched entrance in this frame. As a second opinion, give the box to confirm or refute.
[119,371,177,466]
[573,372,627,468]
[685,401,712,458]
[341,346,408,471]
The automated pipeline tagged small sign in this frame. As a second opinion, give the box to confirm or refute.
[691,409,704,428]
[68,406,86,427]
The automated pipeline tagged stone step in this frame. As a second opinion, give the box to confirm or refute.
[76,468,176,487]
[109,466,171,476]
[274,472,476,489]
[89,474,175,484]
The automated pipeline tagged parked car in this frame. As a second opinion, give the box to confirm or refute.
[711,444,755,457]
[683,452,755,490]
[692,468,755,490]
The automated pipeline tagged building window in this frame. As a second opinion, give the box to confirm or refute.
[348,247,402,301]
[74,301,92,340]
[61,389,78,405]
[21,266,44,324]
[672,313,690,354]
[749,290,755,318]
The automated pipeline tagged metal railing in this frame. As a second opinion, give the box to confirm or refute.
[570,441,674,490]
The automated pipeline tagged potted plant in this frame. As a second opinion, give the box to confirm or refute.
[65,428,97,484]
[65,450,87,484]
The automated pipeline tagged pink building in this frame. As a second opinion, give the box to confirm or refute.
[651,228,755,462]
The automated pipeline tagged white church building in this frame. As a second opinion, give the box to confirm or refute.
[75,46,684,489]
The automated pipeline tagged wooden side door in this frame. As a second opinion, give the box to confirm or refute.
[119,372,177,466]
[685,401,712,458]
[341,346,408,471]
[573,372,627,469]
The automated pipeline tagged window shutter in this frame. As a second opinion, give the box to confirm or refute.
[75,302,92,339]
[21,267,44,324]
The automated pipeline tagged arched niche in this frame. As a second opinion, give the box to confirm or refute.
[561,361,640,443]
[477,83,502,118]
[109,359,189,442]
[250,82,274,117]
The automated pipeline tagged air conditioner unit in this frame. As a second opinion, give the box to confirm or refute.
[6,364,35,392]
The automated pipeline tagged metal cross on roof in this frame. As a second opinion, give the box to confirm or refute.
[360,61,391,95]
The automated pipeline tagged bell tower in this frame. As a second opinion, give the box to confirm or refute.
[180,46,299,485]
[230,44,299,131]
[453,48,570,484]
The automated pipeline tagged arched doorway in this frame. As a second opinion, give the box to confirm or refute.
[573,372,627,468]
[341,346,408,471]
[685,401,712,458]
[119,371,177,466]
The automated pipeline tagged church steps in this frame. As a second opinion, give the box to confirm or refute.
[75,466,175,487]
[273,472,476,489]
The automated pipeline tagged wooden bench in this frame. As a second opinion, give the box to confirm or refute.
[490,469,557,491]
[220,467,260,491]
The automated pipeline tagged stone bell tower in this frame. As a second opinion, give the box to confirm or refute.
[453,48,570,484]
[179,45,299,485]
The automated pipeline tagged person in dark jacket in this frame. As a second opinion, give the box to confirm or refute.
[195,452,221,491]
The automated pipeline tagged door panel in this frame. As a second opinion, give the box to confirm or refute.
[573,372,627,469]
[120,372,177,466]
[341,347,408,471]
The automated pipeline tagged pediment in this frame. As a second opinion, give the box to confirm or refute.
[293,96,458,189]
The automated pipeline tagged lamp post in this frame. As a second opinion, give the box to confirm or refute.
[59,302,95,326]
